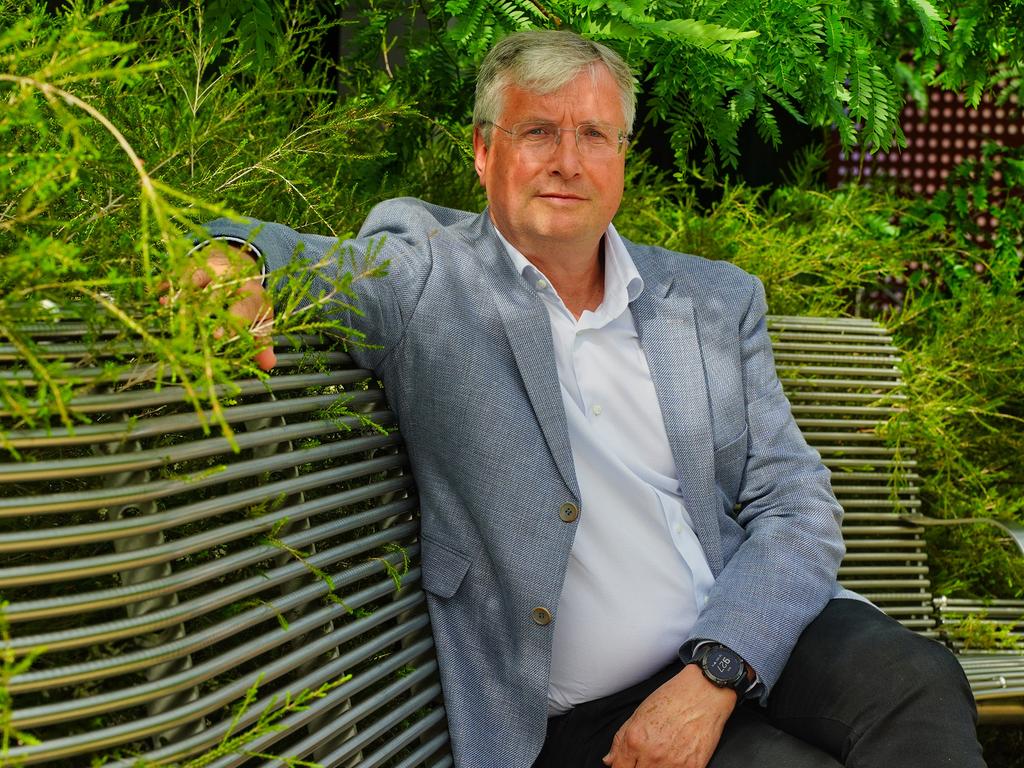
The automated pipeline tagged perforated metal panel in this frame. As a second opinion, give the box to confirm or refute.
[830,90,1023,201]
[0,324,451,767]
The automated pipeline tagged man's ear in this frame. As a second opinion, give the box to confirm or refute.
[472,125,487,187]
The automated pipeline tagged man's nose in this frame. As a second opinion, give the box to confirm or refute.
[548,130,583,176]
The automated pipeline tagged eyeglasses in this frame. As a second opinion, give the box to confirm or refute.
[486,121,629,157]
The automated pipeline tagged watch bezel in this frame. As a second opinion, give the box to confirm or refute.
[697,644,748,689]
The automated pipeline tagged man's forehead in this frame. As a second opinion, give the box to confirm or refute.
[498,70,624,123]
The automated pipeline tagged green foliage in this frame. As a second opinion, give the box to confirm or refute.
[945,610,1024,651]
[616,155,944,316]
[0,0,406,442]
[333,0,936,174]
[172,674,347,768]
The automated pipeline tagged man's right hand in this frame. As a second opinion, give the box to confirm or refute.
[163,243,277,371]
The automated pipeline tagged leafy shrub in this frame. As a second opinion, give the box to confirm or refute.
[0,0,412,440]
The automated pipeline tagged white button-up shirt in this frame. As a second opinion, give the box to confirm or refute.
[495,225,716,714]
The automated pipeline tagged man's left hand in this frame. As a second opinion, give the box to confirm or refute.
[603,663,737,768]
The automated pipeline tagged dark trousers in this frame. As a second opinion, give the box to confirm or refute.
[535,598,985,767]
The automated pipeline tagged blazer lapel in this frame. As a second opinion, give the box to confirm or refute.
[456,212,581,502]
[630,255,723,573]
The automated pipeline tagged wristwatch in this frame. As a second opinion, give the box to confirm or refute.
[691,643,753,697]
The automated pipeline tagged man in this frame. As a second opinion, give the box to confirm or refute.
[194,30,983,768]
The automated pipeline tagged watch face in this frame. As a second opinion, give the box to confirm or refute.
[702,646,746,686]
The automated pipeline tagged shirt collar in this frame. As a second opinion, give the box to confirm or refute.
[493,223,645,319]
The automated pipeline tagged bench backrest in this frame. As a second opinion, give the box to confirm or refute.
[0,315,924,766]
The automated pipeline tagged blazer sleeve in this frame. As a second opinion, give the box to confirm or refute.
[683,276,846,700]
[202,199,439,371]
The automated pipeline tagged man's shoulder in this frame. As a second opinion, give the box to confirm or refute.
[359,197,482,237]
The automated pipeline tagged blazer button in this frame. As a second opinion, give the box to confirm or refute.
[532,606,553,625]
[559,502,580,523]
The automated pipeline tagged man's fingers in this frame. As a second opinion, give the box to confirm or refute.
[605,725,635,767]
[227,278,277,371]
[165,243,275,369]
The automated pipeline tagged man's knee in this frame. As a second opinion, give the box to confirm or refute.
[783,597,974,714]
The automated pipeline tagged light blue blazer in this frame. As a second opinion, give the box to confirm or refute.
[207,198,851,767]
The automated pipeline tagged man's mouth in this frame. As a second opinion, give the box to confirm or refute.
[538,193,586,201]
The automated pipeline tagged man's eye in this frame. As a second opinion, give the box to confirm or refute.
[581,125,610,141]
[519,124,555,139]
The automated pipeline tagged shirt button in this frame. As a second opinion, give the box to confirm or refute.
[591,404,603,416]
[559,502,580,523]
[532,606,553,625]
[536,278,548,290]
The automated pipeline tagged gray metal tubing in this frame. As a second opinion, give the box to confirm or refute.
[0,455,407,555]
[0,350,355,385]
[842,552,927,561]
[299,672,442,766]
[838,578,931,589]
[838,565,930,575]
[12,585,419,729]
[302,669,442,766]
[790,405,900,416]
[0,400,390,478]
[0,367,363,413]
[845,539,925,549]
[389,731,454,768]
[10,546,420,691]
[773,364,899,376]
[8,592,430,765]
[123,619,436,768]
[840,500,921,509]
[9,528,419,655]
[3,391,388,450]
[792,432,907,443]
[826,484,920,495]
[768,315,887,327]
[0,434,403,547]
[843,512,919,521]
[863,592,934,602]
[794,419,893,429]
[841,527,924,536]
[773,353,899,366]
[787,391,907,402]
[13,582,425,727]
[5,494,417,621]
[342,695,449,768]
[214,636,439,768]
[779,377,901,390]
[1,433,407,517]
[822,457,916,468]
[815,446,902,455]
[771,341,898,353]
[830,471,920,482]
[0,468,411,576]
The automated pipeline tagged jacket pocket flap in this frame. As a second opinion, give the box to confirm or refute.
[419,534,472,599]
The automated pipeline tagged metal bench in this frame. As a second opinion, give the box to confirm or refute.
[768,315,1024,722]
[1,315,1020,766]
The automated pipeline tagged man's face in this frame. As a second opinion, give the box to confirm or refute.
[473,65,627,261]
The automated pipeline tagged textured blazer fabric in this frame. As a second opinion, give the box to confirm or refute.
[206,198,850,768]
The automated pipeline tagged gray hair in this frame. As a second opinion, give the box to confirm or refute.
[473,30,637,145]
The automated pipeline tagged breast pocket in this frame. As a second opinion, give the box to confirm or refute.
[419,533,472,599]
[714,426,749,506]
